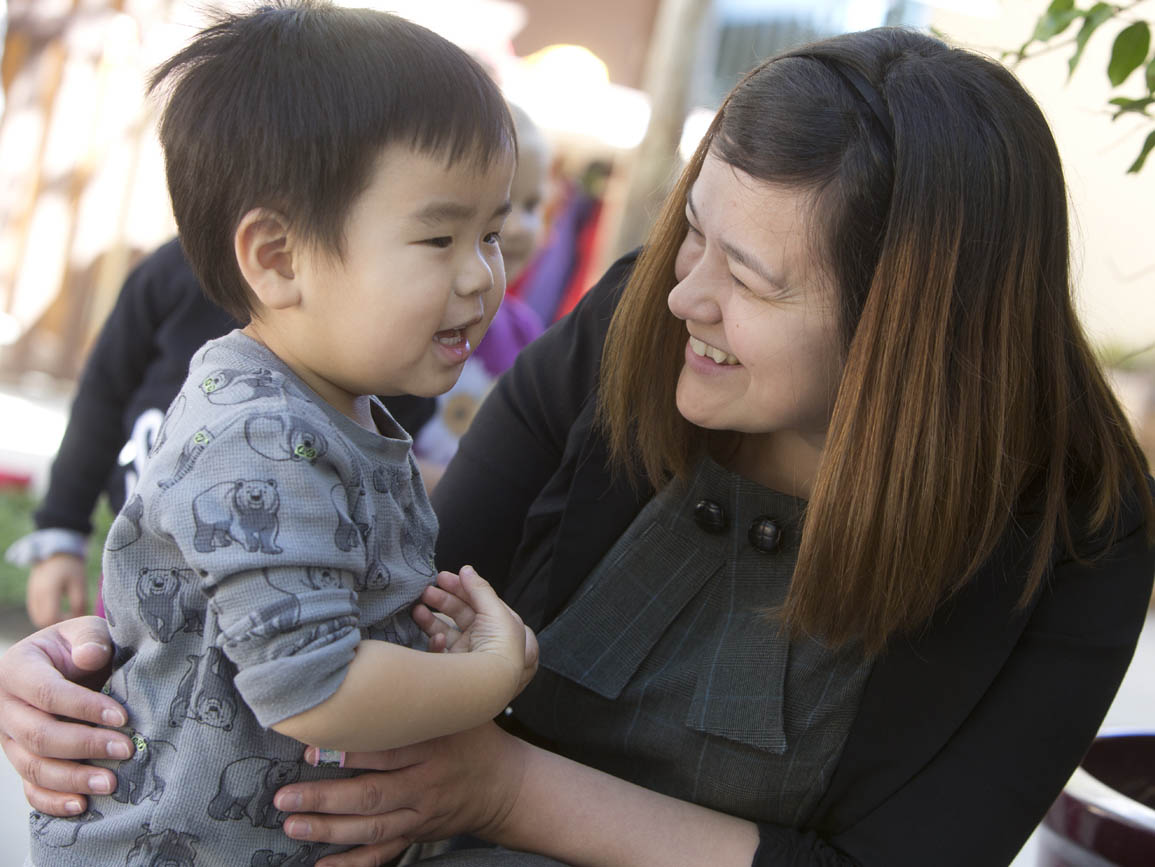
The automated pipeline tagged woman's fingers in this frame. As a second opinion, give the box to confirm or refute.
[23,777,87,818]
[284,806,415,846]
[4,732,119,813]
[0,618,125,727]
[0,618,132,808]
[0,700,130,763]
[0,622,129,746]
[0,657,124,732]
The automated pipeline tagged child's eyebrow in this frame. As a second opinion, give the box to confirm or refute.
[411,199,512,226]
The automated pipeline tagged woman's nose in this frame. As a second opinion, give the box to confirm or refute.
[668,263,723,323]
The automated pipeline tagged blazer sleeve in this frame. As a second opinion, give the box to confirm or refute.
[431,251,636,592]
[755,502,1155,867]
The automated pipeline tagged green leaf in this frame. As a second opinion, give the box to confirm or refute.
[1069,4,1116,79]
[1147,56,1155,93]
[1108,22,1151,86]
[1109,96,1155,118]
[1126,129,1155,172]
[1033,6,1082,42]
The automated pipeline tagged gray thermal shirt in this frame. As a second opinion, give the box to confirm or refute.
[29,330,438,867]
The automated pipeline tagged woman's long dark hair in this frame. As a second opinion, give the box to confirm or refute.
[599,28,1153,653]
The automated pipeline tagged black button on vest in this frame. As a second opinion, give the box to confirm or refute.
[748,517,781,552]
[693,499,728,533]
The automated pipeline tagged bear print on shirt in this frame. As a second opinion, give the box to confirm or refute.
[192,479,282,554]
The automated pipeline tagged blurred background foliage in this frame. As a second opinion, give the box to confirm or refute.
[1016,0,1155,171]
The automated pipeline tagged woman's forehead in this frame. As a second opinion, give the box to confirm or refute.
[689,153,827,287]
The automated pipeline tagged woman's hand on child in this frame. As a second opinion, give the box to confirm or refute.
[414,566,539,696]
[277,721,530,866]
[0,616,133,816]
[26,553,88,627]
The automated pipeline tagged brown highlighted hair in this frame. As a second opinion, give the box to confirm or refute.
[599,27,1153,653]
[149,0,514,322]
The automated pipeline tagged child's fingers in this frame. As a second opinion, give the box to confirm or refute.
[412,603,456,637]
[524,625,539,671]
[421,578,476,631]
[457,565,513,617]
[459,566,526,632]
[410,602,438,633]
[517,625,540,694]
[412,602,465,655]
[433,569,464,596]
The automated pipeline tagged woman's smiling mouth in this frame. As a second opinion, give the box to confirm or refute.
[688,335,739,366]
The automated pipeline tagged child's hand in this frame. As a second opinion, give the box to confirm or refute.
[414,566,539,696]
[27,554,88,627]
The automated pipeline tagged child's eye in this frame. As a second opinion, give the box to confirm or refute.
[485,231,502,245]
[423,236,452,249]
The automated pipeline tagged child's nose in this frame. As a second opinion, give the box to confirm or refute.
[455,249,498,298]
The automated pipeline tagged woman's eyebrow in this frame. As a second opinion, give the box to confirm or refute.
[687,189,782,287]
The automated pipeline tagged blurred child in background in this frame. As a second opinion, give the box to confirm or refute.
[389,103,552,489]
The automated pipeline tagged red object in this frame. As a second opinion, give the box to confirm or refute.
[0,469,31,490]
[1037,731,1155,866]
[553,199,603,322]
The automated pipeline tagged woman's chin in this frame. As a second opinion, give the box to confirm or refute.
[674,395,723,432]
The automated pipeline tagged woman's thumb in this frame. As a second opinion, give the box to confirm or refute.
[61,615,114,672]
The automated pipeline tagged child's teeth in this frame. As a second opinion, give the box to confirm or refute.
[435,329,463,345]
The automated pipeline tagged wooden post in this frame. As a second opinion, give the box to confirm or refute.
[602,0,712,264]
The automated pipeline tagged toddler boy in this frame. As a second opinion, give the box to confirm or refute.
[27,3,531,865]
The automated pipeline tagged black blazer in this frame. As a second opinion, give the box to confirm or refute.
[432,251,1155,867]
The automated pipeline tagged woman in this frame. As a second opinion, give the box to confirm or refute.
[3,27,1152,867]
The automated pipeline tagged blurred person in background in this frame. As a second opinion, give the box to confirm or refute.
[387,102,550,490]
[4,239,236,626]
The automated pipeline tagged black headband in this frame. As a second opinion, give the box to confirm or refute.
[812,57,895,144]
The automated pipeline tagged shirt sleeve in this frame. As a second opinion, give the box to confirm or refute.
[152,405,368,728]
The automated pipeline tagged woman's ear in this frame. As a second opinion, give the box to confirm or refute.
[235,209,300,310]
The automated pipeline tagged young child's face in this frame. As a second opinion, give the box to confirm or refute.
[290,143,515,404]
[499,135,548,284]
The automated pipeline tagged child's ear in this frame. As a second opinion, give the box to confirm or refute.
[235,209,299,310]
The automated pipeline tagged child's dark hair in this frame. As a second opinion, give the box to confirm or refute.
[149,0,515,322]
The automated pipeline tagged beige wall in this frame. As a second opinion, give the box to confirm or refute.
[933,1,1155,356]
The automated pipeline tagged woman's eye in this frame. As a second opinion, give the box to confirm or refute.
[424,236,453,249]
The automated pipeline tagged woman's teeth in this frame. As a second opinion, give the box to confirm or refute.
[689,336,739,366]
